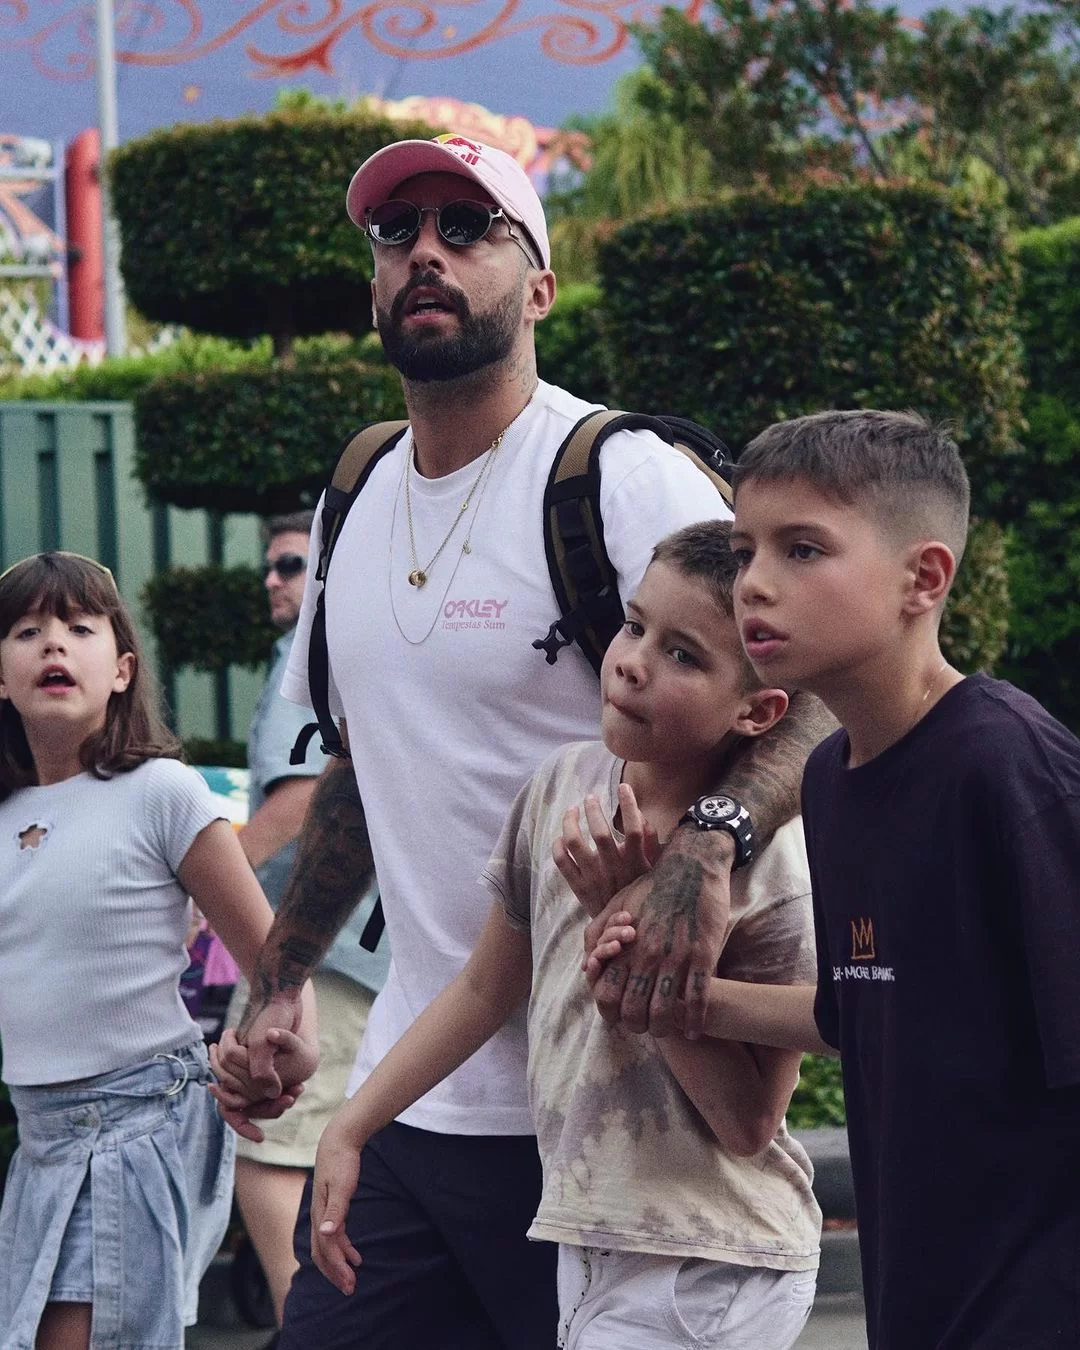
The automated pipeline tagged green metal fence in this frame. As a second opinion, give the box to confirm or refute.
[0,401,264,744]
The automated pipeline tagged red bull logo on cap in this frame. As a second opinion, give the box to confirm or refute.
[434,132,483,165]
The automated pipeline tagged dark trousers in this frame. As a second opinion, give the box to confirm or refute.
[278,1121,558,1350]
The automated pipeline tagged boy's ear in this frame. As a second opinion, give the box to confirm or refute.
[113,651,135,694]
[731,687,789,739]
[903,540,956,617]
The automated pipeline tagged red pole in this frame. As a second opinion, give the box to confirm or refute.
[65,128,104,341]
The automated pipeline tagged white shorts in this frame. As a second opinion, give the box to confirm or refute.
[557,1245,817,1350]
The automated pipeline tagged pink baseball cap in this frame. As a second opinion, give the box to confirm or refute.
[346,133,551,269]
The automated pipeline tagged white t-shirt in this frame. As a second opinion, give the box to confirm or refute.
[282,380,731,1134]
[0,758,222,1085]
[484,740,820,1270]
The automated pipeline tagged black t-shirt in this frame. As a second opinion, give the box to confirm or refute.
[806,675,1080,1350]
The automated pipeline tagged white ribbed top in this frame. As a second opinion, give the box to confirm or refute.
[0,758,222,1085]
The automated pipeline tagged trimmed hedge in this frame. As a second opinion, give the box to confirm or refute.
[134,363,405,513]
[596,182,1025,519]
[184,736,248,768]
[534,283,614,405]
[110,109,434,342]
[788,1055,846,1129]
[999,219,1080,730]
[142,565,278,671]
[940,520,1011,674]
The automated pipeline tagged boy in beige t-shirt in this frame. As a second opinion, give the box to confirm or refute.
[310,522,821,1349]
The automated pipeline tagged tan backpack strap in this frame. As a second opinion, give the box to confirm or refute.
[549,409,628,487]
[321,420,410,565]
[330,420,410,493]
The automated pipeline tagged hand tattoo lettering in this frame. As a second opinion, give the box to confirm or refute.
[640,856,705,955]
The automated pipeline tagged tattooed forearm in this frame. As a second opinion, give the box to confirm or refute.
[640,856,707,955]
[717,690,837,841]
[251,757,374,999]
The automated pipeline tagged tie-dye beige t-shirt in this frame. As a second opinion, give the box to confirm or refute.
[482,739,821,1270]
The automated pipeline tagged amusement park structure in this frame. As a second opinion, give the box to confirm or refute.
[0,95,575,377]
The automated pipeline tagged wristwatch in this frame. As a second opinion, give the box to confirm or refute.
[678,794,755,869]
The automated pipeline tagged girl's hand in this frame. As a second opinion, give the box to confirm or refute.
[209,1034,306,1142]
[583,913,638,987]
[552,783,659,917]
[312,1115,366,1295]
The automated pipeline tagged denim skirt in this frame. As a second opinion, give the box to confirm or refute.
[0,1040,235,1350]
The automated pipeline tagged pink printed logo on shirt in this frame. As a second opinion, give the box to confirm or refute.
[441,598,509,632]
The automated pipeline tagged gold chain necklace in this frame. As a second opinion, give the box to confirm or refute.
[404,427,507,588]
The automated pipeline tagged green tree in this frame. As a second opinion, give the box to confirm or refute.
[580,0,1080,229]
[545,70,715,280]
[883,7,1080,225]
[632,0,903,187]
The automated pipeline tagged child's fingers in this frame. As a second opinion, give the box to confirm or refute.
[552,833,583,890]
[584,937,628,986]
[582,794,619,865]
[312,1155,363,1294]
[558,807,593,870]
[618,783,644,839]
[211,1094,267,1143]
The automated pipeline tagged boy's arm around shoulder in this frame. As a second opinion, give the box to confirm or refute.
[312,902,532,1294]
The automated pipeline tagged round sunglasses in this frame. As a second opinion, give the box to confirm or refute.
[365,199,539,267]
[262,554,306,581]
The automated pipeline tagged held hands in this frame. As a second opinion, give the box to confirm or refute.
[208,985,320,1141]
[583,825,733,1040]
[552,783,659,918]
[311,1112,366,1295]
[209,1026,315,1143]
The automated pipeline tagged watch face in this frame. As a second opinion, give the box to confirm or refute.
[697,795,738,823]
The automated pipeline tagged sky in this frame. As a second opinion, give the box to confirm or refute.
[0,0,692,146]
[0,0,970,151]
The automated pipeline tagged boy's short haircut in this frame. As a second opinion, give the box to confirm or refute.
[734,410,971,563]
[650,521,761,689]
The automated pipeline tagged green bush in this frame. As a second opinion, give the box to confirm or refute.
[110,109,434,346]
[134,363,405,513]
[0,333,383,404]
[535,283,614,405]
[597,182,1025,519]
[788,1054,846,1129]
[940,519,1011,674]
[999,219,1080,730]
[142,565,278,671]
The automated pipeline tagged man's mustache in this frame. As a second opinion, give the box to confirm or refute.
[389,271,469,324]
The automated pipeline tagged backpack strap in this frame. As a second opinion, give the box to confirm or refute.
[532,411,734,676]
[290,420,410,767]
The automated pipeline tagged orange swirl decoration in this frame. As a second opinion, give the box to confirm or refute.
[0,0,709,75]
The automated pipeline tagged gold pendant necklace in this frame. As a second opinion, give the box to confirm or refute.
[405,427,507,588]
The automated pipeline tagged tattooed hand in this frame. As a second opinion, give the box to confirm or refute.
[588,826,733,1039]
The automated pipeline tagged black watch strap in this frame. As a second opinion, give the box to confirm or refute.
[678,794,755,869]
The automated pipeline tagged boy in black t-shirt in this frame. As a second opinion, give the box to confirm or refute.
[587,410,1080,1350]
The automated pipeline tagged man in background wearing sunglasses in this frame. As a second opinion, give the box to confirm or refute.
[227,510,389,1349]
[218,136,826,1350]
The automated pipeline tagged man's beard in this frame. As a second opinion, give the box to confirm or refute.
[377,271,523,383]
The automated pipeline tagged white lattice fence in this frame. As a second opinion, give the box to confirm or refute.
[0,284,178,375]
